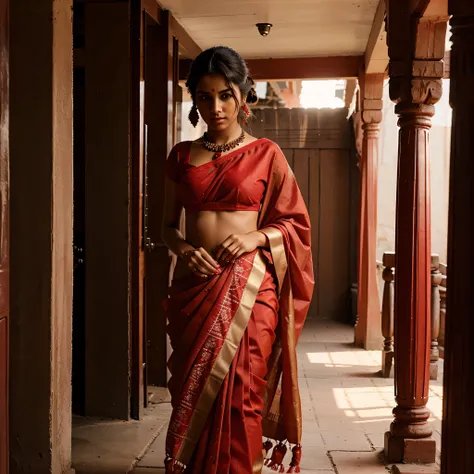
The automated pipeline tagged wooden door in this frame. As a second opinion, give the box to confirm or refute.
[253,108,353,322]
[285,148,351,321]
[143,12,177,391]
[72,66,86,415]
[0,0,9,470]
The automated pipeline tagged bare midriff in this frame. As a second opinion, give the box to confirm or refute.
[173,210,259,278]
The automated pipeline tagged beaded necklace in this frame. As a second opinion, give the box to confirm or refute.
[201,130,246,159]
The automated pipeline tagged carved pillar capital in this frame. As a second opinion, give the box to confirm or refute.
[388,15,448,109]
[389,61,444,107]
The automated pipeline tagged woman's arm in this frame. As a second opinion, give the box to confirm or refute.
[161,176,194,258]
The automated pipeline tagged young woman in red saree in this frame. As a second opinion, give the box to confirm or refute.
[162,46,314,474]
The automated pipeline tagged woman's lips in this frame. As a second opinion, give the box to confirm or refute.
[211,117,225,122]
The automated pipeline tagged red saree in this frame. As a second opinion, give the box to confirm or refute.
[164,139,314,473]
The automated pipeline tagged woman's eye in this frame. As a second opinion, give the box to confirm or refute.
[198,95,209,101]
[221,93,231,100]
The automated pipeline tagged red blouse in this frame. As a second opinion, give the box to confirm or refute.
[166,138,277,214]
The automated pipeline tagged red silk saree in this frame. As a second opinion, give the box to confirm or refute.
[164,139,314,473]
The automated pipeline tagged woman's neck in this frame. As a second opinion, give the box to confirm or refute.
[205,123,243,145]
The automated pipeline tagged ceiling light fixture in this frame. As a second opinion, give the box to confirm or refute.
[256,23,273,37]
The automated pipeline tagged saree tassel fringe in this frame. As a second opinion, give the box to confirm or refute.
[263,439,274,465]
[267,442,287,472]
[164,457,185,474]
[287,444,302,473]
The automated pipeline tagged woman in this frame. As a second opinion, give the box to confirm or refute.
[162,46,314,474]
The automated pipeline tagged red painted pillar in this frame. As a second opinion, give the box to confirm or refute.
[384,2,448,464]
[355,73,384,350]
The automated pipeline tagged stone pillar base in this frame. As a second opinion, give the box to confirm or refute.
[391,464,438,474]
[429,361,439,381]
[384,432,437,463]
[381,351,394,378]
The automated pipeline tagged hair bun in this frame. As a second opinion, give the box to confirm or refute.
[246,77,259,104]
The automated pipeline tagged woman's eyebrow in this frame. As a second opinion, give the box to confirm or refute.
[197,88,232,94]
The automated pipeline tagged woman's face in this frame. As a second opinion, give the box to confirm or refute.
[195,74,242,132]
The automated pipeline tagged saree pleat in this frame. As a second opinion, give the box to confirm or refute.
[168,265,278,474]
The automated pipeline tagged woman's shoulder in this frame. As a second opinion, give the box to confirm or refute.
[170,140,193,154]
[252,138,287,163]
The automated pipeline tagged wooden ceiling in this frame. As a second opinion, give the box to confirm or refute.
[159,0,380,60]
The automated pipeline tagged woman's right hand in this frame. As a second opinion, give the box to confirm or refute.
[182,247,221,278]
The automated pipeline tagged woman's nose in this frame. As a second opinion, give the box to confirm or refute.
[211,97,222,113]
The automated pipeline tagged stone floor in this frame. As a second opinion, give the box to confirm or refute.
[71,320,444,474]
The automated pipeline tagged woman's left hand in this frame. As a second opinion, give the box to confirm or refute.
[215,232,265,264]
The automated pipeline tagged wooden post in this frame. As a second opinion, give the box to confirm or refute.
[384,0,448,464]
[9,0,74,471]
[439,280,446,351]
[0,0,8,471]
[430,255,442,381]
[144,11,178,388]
[355,72,384,350]
[84,2,134,419]
[442,1,474,472]
[381,252,395,378]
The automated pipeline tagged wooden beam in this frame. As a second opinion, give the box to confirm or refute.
[142,0,162,24]
[345,79,358,109]
[141,1,201,58]
[169,15,201,58]
[422,0,448,17]
[365,0,389,74]
[179,55,364,82]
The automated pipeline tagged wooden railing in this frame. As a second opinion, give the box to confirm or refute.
[379,252,447,380]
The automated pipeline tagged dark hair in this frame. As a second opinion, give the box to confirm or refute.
[186,46,258,123]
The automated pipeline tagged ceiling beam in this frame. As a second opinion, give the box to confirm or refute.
[365,0,389,74]
[345,79,358,111]
[418,0,448,17]
[169,15,202,59]
[141,1,201,59]
[179,55,364,82]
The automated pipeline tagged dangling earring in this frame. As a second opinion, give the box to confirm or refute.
[189,104,199,127]
[242,103,251,123]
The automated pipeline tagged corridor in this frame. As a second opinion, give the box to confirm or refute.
[72,320,443,473]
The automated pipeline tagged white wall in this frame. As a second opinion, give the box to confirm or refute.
[377,79,451,264]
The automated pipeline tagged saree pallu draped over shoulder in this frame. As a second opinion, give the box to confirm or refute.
[164,140,314,474]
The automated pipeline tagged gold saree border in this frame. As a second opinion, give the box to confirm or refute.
[285,284,303,442]
[176,251,267,465]
[261,227,303,444]
[261,227,287,294]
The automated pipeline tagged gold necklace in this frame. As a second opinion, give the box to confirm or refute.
[202,130,246,159]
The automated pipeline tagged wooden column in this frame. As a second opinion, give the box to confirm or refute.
[9,0,74,472]
[0,0,8,472]
[355,72,384,350]
[441,2,474,472]
[381,252,395,378]
[430,255,442,381]
[144,11,176,389]
[384,1,448,464]
[84,2,133,419]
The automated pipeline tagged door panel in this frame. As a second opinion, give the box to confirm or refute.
[254,108,353,322]
[72,66,86,415]
[0,319,7,474]
[318,149,351,321]
[0,0,9,470]
[143,13,176,389]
